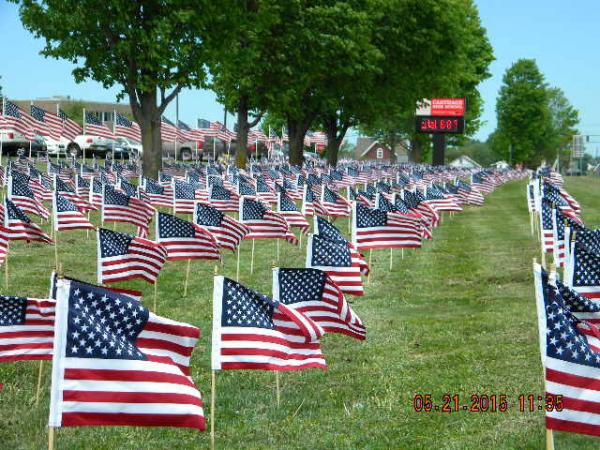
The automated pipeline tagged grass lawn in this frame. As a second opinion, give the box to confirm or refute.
[1,176,600,449]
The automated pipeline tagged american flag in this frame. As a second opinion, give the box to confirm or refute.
[565,240,600,299]
[8,173,50,219]
[211,276,326,371]
[30,104,62,140]
[141,177,173,208]
[540,200,555,254]
[177,120,199,142]
[348,186,373,207]
[156,212,220,261]
[173,179,198,214]
[3,199,52,243]
[273,268,366,340]
[55,175,93,212]
[352,202,421,250]
[89,177,103,207]
[0,226,8,265]
[75,175,90,198]
[49,278,205,430]
[277,191,309,233]
[282,178,302,201]
[240,197,297,244]
[424,186,462,212]
[403,190,439,229]
[543,182,581,223]
[84,112,114,139]
[533,265,600,438]
[114,113,141,142]
[238,179,257,197]
[208,184,239,212]
[321,186,351,217]
[53,192,95,232]
[302,185,327,216]
[194,203,249,252]
[256,178,277,205]
[455,180,484,206]
[161,116,178,142]
[102,185,154,235]
[58,109,83,140]
[0,296,55,362]
[97,228,167,285]
[1,100,34,140]
[306,234,364,296]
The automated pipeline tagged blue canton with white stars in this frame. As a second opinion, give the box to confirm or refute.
[159,212,195,238]
[99,228,134,258]
[311,235,351,267]
[316,217,346,243]
[174,180,195,200]
[210,185,232,200]
[0,296,27,326]
[195,203,224,227]
[6,199,31,223]
[242,199,267,220]
[65,281,149,360]
[104,186,131,206]
[278,269,326,305]
[279,193,298,212]
[356,203,387,228]
[573,244,600,287]
[55,193,78,212]
[221,278,276,329]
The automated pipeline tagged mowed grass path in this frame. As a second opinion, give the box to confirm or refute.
[1,177,600,449]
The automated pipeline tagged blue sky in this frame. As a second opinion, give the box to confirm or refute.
[0,1,599,152]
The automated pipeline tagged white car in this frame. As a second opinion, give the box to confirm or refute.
[1,129,46,155]
[45,135,115,158]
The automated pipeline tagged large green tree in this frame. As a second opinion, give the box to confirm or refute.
[492,59,551,166]
[14,0,215,177]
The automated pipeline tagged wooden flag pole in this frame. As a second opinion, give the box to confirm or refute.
[401,248,404,260]
[35,360,44,406]
[86,212,91,240]
[54,230,59,271]
[210,370,216,450]
[48,427,55,450]
[530,211,535,236]
[236,244,241,282]
[183,259,191,297]
[250,239,256,274]
[276,239,280,262]
[153,281,158,312]
[389,248,393,271]
[367,249,373,284]
[276,371,281,406]
[546,429,555,450]
[4,254,8,290]
[299,231,303,250]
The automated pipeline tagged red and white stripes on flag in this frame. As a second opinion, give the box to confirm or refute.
[0,297,55,362]
[49,278,205,430]
[211,276,326,371]
[272,268,366,340]
[239,197,298,245]
[3,199,52,244]
[155,212,220,261]
[52,192,95,232]
[97,228,167,285]
[0,227,8,265]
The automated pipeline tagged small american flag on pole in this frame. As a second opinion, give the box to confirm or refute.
[114,113,141,142]
[273,268,366,340]
[321,186,351,217]
[102,185,154,236]
[30,104,62,140]
[4,199,52,243]
[97,228,167,285]
[8,173,50,220]
[194,203,249,252]
[84,112,114,139]
[306,234,364,296]
[49,278,205,430]
[240,197,297,244]
[211,276,326,371]
[277,191,309,233]
[0,296,55,363]
[58,109,82,140]
[52,192,95,232]
[156,212,220,261]
[352,202,421,250]
[208,184,239,212]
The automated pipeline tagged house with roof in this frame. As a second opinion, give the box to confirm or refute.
[353,137,408,163]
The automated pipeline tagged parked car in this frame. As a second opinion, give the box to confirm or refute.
[0,129,47,155]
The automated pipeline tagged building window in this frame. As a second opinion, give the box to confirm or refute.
[376,148,384,159]
[102,111,114,122]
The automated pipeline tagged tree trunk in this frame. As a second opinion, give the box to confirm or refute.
[236,97,249,169]
[324,115,346,167]
[287,119,309,166]
[132,90,162,179]
[410,138,423,163]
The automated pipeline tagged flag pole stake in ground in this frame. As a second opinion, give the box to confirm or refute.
[48,426,55,450]
[153,281,158,312]
[183,259,191,297]
[35,360,44,406]
[367,249,373,284]
[236,244,241,282]
[250,239,255,274]
[210,370,216,450]
[389,248,393,271]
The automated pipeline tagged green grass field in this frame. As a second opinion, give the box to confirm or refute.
[1,176,600,449]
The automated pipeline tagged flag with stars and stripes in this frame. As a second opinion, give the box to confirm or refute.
[4,199,52,243]
[533,264,600,438]
[49,278,205,430]
[540,200,555,254]
[208,184,239,212]
[114,113,141,142]
[97,228,167,285]
[102,185,154,236]
[277,191,309,233]
[58,109,82,140]
[54,174,93,212]
[0,226,8,266]
[256,178,277,205]
[565,240,600,299]
[30,104,62,140]
[352,202,421,250]
[156,212,220,261]
[194,203,249,252]
[302,185,327,217]
[173,179,199,214]
[7,173,50,220]
[140,177,173,208]
[1,100,35,140]
[211,276,326,371]
[239,197,297,245]
[0,296,55,363]
[84,112,114,139]
[89,177,103,207]
[321,186,351,217]
[52,192,95,232]
[273,268,366,340]
[306,234,364,296]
